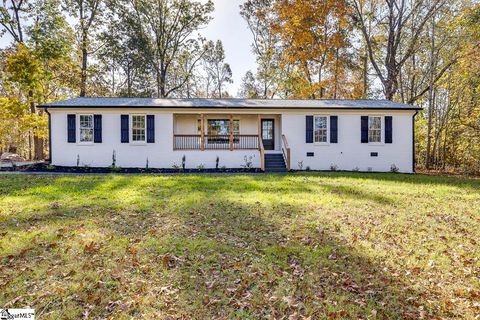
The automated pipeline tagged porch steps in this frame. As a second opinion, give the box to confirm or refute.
[264,154,287,173]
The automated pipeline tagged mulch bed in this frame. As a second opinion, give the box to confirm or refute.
[0,162,260,174]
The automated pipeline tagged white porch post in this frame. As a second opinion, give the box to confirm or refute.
[200,113,205,151]
[229,114,234,151]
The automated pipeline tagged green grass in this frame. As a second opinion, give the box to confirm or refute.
[0,172,479,319]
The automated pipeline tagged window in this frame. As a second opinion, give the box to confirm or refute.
[207,119,239,143]
[314,116,328,143]
[207,119,239,135]
[79,114,94,142]
[368,116,382,143]
[132,115,146,142]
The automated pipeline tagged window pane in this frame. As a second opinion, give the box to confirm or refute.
[132,115,145,129]
[80,129,93,142]
[233,120,239,135]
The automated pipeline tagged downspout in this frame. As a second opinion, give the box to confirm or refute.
[44,107,52,163]
[412,111,418,173]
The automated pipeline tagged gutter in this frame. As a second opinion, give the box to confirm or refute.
[44,107,52,163]
[412,111,418,173]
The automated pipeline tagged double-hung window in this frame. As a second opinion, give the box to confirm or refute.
[314,116,328,143]
[368,116,382,143]
[132,115,146,142]
[79,114,94,143]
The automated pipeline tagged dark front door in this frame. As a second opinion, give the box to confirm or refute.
[261,119,275,150]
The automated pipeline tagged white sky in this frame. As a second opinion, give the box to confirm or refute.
[0,0,256,97]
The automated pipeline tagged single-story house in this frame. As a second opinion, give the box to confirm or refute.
[38,98,421,173]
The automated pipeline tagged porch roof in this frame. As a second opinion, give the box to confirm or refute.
[38,97,421,110]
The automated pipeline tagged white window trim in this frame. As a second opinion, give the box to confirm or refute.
[313,115,330,145]
[130,114,147,145]
[77,114,94,145]
[367,115,385,146]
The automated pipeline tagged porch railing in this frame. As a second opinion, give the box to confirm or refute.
[174,134,259,150]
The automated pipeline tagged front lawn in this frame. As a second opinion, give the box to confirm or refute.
[0,173,479,319]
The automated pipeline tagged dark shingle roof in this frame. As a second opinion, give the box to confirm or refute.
[38,97,421,110]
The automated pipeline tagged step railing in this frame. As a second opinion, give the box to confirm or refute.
[281,134,291,171]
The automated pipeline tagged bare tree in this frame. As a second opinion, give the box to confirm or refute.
[351,0,446,100]
[0,0,31,43]
[203,40,232,98]
[127,0,214,98]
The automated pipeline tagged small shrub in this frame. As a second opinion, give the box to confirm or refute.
[220,165,227,171]
[111,166,122,173]
[146,158,149,169]
[330,164,338,171]
[182,155,186,170]
[241,155,253,169]
[46,164,56,170]
[390,164,399,173]
[197,164,205,171]
[172,163,181,171]
[297,161,304,170]
[76,154,80,167]
[216,156,220,170]
[306,166,311,171]
[112,150,117,167]
[352,166,360,172]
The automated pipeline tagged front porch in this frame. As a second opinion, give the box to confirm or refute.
[172,113,291,171]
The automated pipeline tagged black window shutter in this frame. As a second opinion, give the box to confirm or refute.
[330,116,338,143]
[121,115,129,143]
[385,116,393,143]
[67,114,76,143]
[306,116,313,143]
[94,114,102,143]
[361,116,368,143]
[147,115,155,143]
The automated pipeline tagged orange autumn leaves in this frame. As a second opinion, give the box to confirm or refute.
[271,0,360,99]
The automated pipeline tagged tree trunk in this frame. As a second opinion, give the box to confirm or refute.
[156,67,161,98]
[127,60,132,97]
[80,46,88,97]
[333,47,339,99]
[426,16,436,169]
[159,66,167,98]
[362,53,368,97]
[28,91,44,160]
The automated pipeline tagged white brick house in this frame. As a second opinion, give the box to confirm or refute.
[38,98,420,173]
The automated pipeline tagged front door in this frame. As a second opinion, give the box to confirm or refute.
[261,119,275,150]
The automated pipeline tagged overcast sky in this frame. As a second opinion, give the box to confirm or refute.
[0,0,256,97]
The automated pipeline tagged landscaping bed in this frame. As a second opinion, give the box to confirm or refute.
[0,162,260,174]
